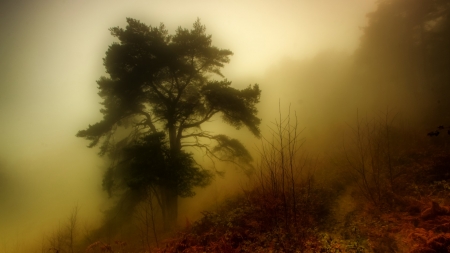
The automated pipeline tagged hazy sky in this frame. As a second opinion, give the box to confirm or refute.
[0,0,376,249]
[0,0,376,160]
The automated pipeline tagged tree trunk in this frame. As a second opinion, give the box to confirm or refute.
[161,184,178,230]
[162,122,181,230]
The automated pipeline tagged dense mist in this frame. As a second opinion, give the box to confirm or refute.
[3,0,450,252]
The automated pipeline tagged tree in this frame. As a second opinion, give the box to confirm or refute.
[77,18,261,229]
[354,0,450,122]
[355,0,429,95]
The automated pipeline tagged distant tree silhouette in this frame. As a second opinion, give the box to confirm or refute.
[355,0,450,123]
[356,0,450,87]
[77,18,261,229]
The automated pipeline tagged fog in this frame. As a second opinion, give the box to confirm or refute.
[5,0,432,251]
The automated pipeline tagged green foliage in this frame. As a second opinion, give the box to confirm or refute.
[77,18,259,151]
[77,16,260,162]
[203,80,261,136]
[102,132,212,198]
[212,134,253,166]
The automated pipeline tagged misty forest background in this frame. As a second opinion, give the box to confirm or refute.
[2,0,450,252]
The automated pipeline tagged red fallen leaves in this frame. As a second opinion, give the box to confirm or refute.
[351,199,450,253]
[409,231,450,253]
[420,201,450,220]
[150,189,326,253]
[85,240,127,253]
[407,201,450,253]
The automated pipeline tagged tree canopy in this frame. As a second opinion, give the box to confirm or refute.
[77,18,261,228]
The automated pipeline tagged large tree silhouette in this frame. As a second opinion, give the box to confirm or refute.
[77,18,261,228]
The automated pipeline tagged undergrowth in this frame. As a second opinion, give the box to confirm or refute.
[38,116,450,253]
